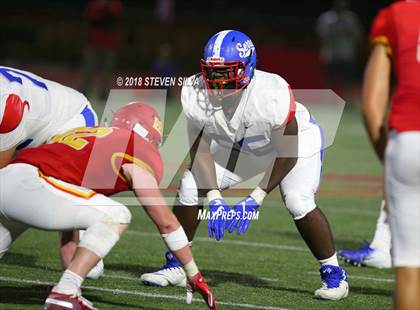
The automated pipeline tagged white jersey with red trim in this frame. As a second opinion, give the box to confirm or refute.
[0,66,95,151]
[181,69,320,158]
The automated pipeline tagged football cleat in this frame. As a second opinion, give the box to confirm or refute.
[338,241,391,268]
[140,251,186,287]
[363,249,392,268]
[187,272,217,309]
[314,265,349,300]
[86,259,104,280]
[44,291,96,310]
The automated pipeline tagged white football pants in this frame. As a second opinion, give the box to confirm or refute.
[385,131,420,267]
[0,163,131,259]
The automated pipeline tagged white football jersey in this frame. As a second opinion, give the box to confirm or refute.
[181,69,322,158]
[0,66,95,151]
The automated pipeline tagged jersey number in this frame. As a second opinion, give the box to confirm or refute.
[0,67,48,90]
[50,127,113,150]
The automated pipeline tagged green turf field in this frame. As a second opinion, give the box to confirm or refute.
[0,102,393,309]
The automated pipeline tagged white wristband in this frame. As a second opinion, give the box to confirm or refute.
[207,189,222,201]
[250,187,267,205]
[184,259,199,277]
[161,226,189,251]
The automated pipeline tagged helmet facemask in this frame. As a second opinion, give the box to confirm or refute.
[201,59,248,100]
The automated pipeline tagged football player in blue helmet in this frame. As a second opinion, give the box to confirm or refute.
[141,29,349,301]
[200,30,257,100]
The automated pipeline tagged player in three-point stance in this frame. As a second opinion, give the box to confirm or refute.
[141,30,349,300]
[0,66,104,279]
[0,103,217,310]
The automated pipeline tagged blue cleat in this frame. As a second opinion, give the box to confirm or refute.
[338,241,373,267]
[140,251,186,287]
[314,265,349,300]
[338,241,391,268]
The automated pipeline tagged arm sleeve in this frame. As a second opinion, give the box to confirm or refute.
[370,7,396,56]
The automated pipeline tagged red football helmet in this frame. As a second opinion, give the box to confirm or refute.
[110,102,162,145]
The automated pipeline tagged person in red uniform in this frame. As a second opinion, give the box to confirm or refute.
[362,1,420,309]
[0,102,217,310]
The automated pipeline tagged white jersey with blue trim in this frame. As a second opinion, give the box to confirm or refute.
[181,69,321,158]
[0,66,94,151]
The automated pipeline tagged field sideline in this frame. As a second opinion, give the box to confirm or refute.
[0,102,393,309]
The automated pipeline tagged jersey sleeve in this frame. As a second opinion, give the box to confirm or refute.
[128,133,164,184]
[370,7,396,56]
[0,93,28,151]
[271,78,296,129]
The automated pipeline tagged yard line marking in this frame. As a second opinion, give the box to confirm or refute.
[259,277,282,282]
[0,276,291,310]
[127,230,308,252]
[307,272,394,283]
[103,270,392,285]
[103,272,284,283]
[126,231,394,283]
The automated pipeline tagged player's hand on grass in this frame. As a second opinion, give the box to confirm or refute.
[208,198,230,241]
[227,195,260,235]
[186,272,217,309]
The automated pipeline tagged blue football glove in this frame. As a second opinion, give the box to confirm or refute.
[208,198,230,241]
[227,195,260,235]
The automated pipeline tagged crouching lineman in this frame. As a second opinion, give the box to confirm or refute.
[141,30,349,300]
[0,66,103,278]
[0,103,217,309]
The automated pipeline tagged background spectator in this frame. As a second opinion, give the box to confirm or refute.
[316,0,364,101]
[80,0,123,101]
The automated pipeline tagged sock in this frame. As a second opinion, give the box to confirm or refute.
[188,241,193,247]
[370,200,391,252]
[53,269,83,295]
[319,253,339,267]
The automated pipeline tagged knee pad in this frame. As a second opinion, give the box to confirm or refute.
[112,204,132,224]
[283,191,316,220]
[79,221,121,258]
[98,201,132,224]
[177,170,201,206]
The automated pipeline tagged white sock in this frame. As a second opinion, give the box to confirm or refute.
[53,269,83,295]
[319,253,339,267]
[370,200,391,252]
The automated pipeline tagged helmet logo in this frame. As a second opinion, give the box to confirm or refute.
[236,40,254,58]
[206,57,225,63]
[152,117,163,136]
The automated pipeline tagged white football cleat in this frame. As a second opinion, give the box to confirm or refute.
[314,265,349,300]
[362,249,391,268]
[86,259,104,280]
[140,251,186,287]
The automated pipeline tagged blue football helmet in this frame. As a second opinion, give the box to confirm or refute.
[201,30,257,99]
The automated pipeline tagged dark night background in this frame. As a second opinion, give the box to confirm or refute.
[0,0,394,92]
